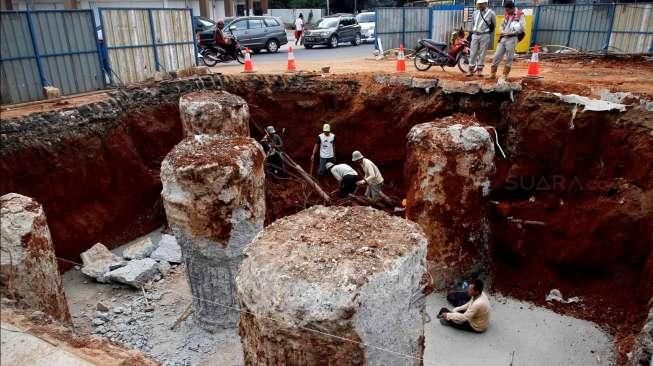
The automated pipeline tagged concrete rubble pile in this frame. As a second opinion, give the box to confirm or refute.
[404,115,495,289]
[79,234,182,288]
[237,205,428,365]
[0,193,72,324]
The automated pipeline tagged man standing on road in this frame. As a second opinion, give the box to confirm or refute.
[311,123,336,176]
[490,0,525,80]
[326,162,359,198]
[468,0,496,77]
[352,151,387,203]
[294,13,304,46]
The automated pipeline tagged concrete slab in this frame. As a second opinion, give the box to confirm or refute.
[1,322,92,366]
[424,294,615,366]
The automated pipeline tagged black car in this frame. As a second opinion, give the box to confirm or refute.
[303,14,362,49]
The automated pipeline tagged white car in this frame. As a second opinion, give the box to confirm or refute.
[356,12,375,43]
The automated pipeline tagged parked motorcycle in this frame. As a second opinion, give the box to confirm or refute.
[413,38,470,74]
[197,30,245,67]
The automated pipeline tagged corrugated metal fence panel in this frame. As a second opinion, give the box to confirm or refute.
[30,11,104,95]
[151,9,195,72]
[102,9,155,84]
[431,5,465,44]
[404,8,431,50]
[610,3,653,54]
[533,4,574,47]
[0,12,42,104]
[568,4,612,51]
[376,7,403,50]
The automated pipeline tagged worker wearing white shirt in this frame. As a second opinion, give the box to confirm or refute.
[468,0,496,76]
[325,162,359,198]
[351,150,385,202]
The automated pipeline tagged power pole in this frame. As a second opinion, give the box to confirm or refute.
[326,0,329,15]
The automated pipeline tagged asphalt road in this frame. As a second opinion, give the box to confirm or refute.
[248,40,375,65]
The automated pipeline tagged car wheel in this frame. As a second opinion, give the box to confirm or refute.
[352,33,362,46]
[329,35,338,48]
[266,39,279,53]
[305,44,313,49]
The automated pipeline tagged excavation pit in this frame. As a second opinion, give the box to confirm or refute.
[1,72,651,365]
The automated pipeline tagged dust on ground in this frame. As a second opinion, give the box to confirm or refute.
[62,231,243,366]
[61,229,617,366]
[425,293,615,366]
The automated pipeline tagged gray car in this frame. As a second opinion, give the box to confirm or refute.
[303,14,362,49]
[226,16,288,53]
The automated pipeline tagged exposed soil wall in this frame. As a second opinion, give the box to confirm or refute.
[1,90,184,268]
[1,74,651,363]
[490,92,653,363]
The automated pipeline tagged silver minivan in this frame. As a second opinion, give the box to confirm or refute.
[226,16,288,53]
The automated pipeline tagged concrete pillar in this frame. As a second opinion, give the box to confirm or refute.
[179,91,250,138]
[161,135,265,331]
[405,116,495,289]
[0,193,71,324]
[200,0,211,18]
[224,0,234,17]
[237,205,428,365]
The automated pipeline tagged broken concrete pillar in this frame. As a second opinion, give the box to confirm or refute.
[161,135,265,331]
[0,193,71,324]
[405,115,495,289]
[237,206,428,365]
[179,91,250,137]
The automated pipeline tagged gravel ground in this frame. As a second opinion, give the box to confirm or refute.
[63,230,615,366]
[62,231,243,366]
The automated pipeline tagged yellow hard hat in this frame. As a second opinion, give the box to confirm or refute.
[323,123,331,132]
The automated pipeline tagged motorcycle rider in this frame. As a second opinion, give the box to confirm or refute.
[214,19,237,57]
[490,0,525,79]
[468,0,495,77]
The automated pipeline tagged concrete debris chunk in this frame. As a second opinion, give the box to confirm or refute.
[106,258,158,288]
[545,289,582,304]
[150,235,182,264]
[80,243,127,282]
[96,302,109,312]
[157,261,171,277]
[122,237,158,260]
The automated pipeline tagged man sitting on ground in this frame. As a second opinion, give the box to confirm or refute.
[437,279,491,332]
[325,162,359,198]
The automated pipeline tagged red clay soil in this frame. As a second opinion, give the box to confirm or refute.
[0,103,183,269]
[490,91,653,365]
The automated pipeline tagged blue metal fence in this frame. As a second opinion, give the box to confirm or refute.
[98,7,197,85]
[1,9,104,104]
[376,3,653,54]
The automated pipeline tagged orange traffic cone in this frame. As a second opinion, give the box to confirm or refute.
[243,48,254,73]
[396,44,406,73]
[287,46,296,72]
[526,44,541,78]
